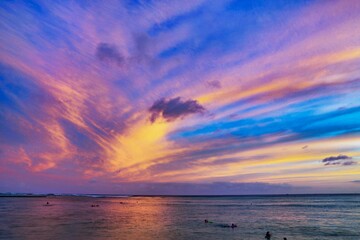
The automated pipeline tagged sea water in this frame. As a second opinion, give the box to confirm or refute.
[0,194,359,240]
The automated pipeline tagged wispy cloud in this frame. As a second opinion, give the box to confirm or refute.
[1,0,360,193]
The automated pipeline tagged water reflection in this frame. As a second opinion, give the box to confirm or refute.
[0,195,359,240]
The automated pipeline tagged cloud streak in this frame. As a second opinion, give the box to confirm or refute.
[1,0,360,193]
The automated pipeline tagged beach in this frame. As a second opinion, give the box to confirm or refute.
[0,194,359,240]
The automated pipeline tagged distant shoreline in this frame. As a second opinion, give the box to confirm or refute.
[0,195,47,198]
[1,193,359,198]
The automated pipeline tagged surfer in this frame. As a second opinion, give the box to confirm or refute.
[265,231,271,240]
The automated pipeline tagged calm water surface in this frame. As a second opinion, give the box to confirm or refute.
[0,194,359,240]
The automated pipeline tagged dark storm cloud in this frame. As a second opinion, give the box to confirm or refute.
[322,154,356,166]
[149,97,205,123]
[96,43,124,66]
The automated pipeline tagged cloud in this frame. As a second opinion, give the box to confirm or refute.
[322,154,356,166]
[351,180,360,183]
[341,161,357,166]
[149,97,205,123]
[96,43,124,66]
[2,0,360,194]
[207,80,222,89]
[322,154,352,162]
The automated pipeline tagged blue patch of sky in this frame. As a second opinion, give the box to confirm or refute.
[158,40,194,58]
[154,0,314,61]
[172,118,256,139]
[226,0,312,13]
[211,85,349,125]
[124,0,154,10]
[0,63,47,145]
[169,100,360,143]
[0,64,39,113]
[148,7,204,36]
[304,107,360,130]
[0,1,80,53]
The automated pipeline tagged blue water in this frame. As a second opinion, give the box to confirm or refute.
[0,194,359,239]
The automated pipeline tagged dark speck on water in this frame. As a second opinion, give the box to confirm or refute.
[0,194,359,239]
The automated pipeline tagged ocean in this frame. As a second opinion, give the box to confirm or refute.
[0,194,359,239]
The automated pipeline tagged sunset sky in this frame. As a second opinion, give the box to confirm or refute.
[1,0,360,194]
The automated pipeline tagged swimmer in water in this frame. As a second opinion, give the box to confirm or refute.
[265,231,271,240]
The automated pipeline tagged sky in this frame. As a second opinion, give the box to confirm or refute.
[0,0,360,195]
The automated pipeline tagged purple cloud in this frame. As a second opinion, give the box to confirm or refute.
[341,161,357,166]
[322,154,356,166]
[149,97,205,123]
[96,43,124,66]
[207,80,222,89]
[322,154,352,162]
